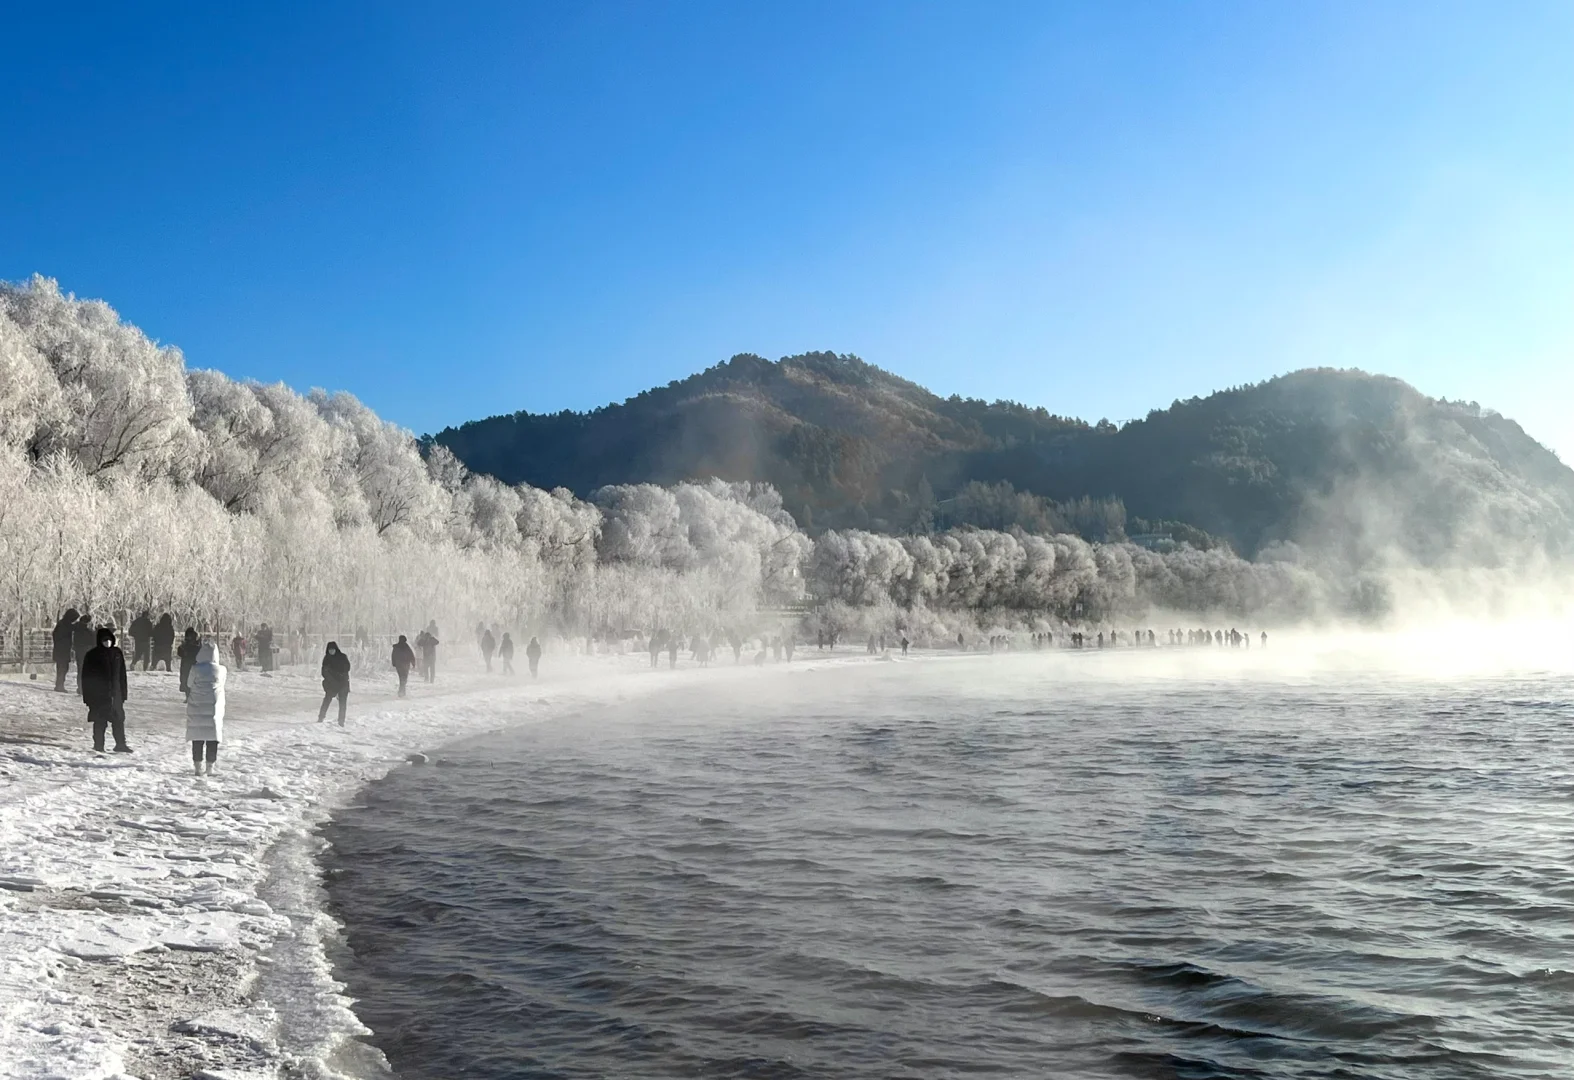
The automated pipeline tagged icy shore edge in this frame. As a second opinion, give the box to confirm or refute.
[0,652,895,1080]
[0,653,676,1080]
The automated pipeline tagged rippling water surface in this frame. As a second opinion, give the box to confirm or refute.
[323,655,1574,1078]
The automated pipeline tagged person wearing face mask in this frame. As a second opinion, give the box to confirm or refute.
[81,626,131,754]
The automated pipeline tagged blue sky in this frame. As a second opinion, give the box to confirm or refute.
[2,2,1571,457]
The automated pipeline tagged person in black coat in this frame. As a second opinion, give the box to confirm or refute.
[417,622,439,683]
[129,611,154,671]
[72,612,95,692]
[51,608,78,692]
[525,636,542,678]
[257,623,275,673]
[319,641,352,726]
[177,627,201,699]
[151,613,176,672]
[391,634,416,698]
[498,632,515,675]
[81,626,131,753]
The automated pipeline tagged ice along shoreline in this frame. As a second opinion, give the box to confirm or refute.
[0,649,903,1080]
[0,651,694,1080]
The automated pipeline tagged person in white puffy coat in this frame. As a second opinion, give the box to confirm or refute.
[185,642,226,775]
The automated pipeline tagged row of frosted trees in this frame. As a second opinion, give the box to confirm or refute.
[803,527,1332,640]
[0,275,1337,657]
[0,277,813,646]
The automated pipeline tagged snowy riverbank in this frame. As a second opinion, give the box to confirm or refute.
[0,649,907,1080]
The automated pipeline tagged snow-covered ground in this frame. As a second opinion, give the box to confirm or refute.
[0,649,751,1079]
[0,647,905,1080]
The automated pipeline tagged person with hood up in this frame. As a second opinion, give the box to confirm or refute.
[391,634,416,697]
[81,626,130,753]
[177,627,201,699]
[480,626,497,672]
[499,632,515,675]
[129,611,154,671]
[319,641,352,725]
[151,613,176,671]
[72,611,96,691]
[526,635,542,678]
[186,642,226,775]
[52,608,78,692]
[256,623,275,672]
[418,621,439,682]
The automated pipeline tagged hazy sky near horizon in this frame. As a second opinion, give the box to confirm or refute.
[3,3,1571,457]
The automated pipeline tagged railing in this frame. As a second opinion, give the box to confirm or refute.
[0,627,414,674]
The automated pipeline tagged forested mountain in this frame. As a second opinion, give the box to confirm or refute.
[432,355,1574,564]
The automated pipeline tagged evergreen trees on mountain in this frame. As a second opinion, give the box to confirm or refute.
[433,353,1574,563]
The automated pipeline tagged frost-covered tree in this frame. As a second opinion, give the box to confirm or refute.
[1,276,197,478]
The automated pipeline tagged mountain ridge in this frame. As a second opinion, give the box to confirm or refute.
[431,354,1574,564]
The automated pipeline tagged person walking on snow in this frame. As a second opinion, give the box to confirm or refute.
[186,642,226,775]
[391,634,416,697]
[481,626,497,672]
[525,636,542,678]
[177,627,201,699]
[151,613,176,671]
[499,632,515,675]
[319,641,352,725]
[129,611,154,671]
[230,632,247,671]
[51,608,77,692]
[81,626,131,753]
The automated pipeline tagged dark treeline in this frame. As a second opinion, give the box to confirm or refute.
[433,354,1574,566]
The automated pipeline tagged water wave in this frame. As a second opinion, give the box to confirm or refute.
[323,661,1574,1078]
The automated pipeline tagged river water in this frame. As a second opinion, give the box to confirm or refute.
[322,652,1574,1078]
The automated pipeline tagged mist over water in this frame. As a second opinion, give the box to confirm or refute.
[324,653,1574,1079]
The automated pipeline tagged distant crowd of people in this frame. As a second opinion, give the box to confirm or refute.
[983,628,1268,651]
[639,628,799,670]
[622,625,1273,666]
[472,622,542,679]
